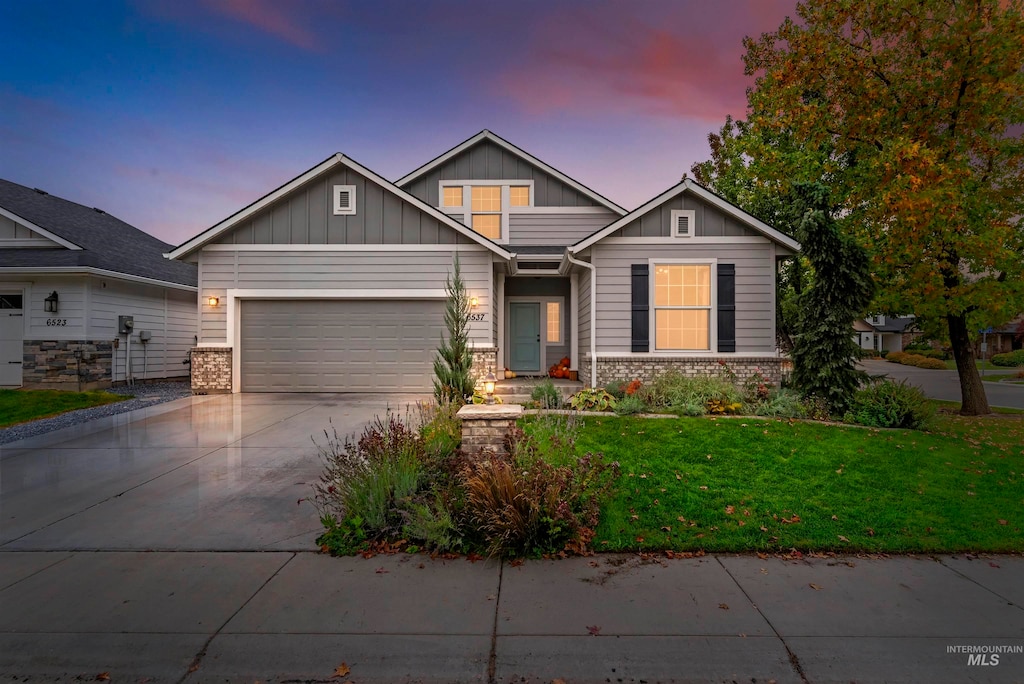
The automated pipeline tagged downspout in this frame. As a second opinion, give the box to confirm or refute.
[564,251,597,388]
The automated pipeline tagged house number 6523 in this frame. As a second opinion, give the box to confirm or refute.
[46,318,67,326]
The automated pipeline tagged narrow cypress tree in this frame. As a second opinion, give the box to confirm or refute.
[790,182,874,413]
[433,255,475,404]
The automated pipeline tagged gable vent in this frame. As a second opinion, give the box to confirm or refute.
[671,209,695,238]
[333,185,356,215]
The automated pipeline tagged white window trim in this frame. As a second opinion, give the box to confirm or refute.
[670,209,696,238]
[438,180,536,245]
[333,185,356,215]
[504,295,565,372]
[649,258,718,354]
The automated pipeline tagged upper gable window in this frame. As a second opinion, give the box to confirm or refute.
[671,209,695,238]
[438,181,534,243]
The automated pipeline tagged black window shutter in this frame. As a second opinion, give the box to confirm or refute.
[631,264,649,352]
[717,264,736,352]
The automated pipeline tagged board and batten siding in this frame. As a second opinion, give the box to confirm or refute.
[401,140,600,209]
[588,243,775,353]
[508,210,619,246]
[215,166,471,247]
[198,248,493,345]
[617,194,761,238]
[0,215,61,247]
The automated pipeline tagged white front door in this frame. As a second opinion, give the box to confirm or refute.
[0,293,24,387]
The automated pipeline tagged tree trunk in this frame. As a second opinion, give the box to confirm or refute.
[947,313,990,415]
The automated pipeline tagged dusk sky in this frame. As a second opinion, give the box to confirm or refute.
[1,0,797,246]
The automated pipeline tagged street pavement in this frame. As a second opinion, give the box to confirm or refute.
[860,359,1024,409]
[1,393,1023,682]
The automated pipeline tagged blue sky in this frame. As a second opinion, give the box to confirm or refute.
[0,0,797,245]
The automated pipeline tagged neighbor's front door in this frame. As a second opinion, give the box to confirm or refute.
[509,302,541,372]
[0,293,24,387]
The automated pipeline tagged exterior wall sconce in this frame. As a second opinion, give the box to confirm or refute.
[208,296,219,307]
[44,291,59,313]
[484,367,496,404]
[470,296,479,308]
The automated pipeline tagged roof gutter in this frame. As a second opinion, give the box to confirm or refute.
[0,266,197,292]
[564,252,597,388]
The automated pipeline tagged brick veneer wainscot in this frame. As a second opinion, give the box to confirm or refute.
[190,347,232,393]
[22,340,114,390]
[580,356,786,388]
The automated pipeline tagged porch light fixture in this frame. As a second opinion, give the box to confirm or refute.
[470,296,479,308]
[208,296,219,307]
[44,291,59,313]
[484,368,496,404]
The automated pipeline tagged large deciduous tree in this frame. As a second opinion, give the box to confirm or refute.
[740,0,1024,415]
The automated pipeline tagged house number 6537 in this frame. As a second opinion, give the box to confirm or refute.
[468,313,486,322]
[46,318,67,326]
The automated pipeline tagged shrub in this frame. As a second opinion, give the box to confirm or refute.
[846,379,934,429]
[605,380,627,399]
[625,379,643,396]
[613,394,647,416]
[899,353,927,366]
[312,412,424,548]
[569,388,617,411]
[417,401,461,462]
[886,351,907,364]
[904,340,932,352]
[402,496,462,553]
[802,395,832,421]
[753,388,807,418]
[637,371,743,416]
[991,350,1024,367]
[913,357,947,370]
[433,256,474,404]
[530,379,562,409]
[461,448,619,558]
[742,370,771,403]
[878,350,889,358]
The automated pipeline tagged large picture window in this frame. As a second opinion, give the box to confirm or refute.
[438,181,533,242]
[653,263,711,350]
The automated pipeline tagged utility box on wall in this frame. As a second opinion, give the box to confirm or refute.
[118,315,134,335]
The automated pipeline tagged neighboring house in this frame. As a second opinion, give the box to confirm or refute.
[982,315,1023,357]
[0,179,197,390]
[854,315,917,353]
[168,130,799,394]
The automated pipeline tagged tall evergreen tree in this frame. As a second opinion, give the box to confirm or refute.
[433,256,475,404]
[790,183,875,413]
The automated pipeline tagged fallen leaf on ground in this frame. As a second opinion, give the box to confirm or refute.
[719,603,729,610]
[725,505,735,515]
[331,662,351,678]
[374,567,388,574]
[586,625,601,635]
[998,519,1008,525]
[95,674,110,682]
[809,583,823,591]
[466,553,484,563]
[838,535,850,542]
[990,562,1001,569]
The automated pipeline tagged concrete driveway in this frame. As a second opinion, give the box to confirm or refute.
[860,359,1024,409]
[0,392,426,551]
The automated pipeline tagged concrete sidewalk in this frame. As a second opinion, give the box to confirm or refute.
[2,550,1022,683]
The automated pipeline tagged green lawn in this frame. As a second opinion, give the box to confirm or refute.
[527,409,1024,554]
[943,358,1011,371]
[0,388,126,429]
[982,373,1024,384]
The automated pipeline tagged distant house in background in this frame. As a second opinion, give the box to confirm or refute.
[0,179,197,390]
[854,315,917,353]
[983,315,1023,357]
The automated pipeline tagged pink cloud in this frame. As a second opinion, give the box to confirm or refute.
[497,1,794,122]
[201,0,323,51]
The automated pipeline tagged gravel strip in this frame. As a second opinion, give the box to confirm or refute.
[0,381,193,446]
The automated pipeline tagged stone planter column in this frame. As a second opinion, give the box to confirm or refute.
[456,403,523,456]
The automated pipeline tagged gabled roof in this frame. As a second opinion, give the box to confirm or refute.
[168,153,513,261]
[570,178,801,253]
[395,130,626,216]
[0,178,197,288]
[867,316,916,333]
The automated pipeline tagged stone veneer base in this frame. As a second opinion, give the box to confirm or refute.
[457,403,523,456]
[190,347,232,393]
[22,340,114,391]
[579,356,787,388]
[469,346,499,387]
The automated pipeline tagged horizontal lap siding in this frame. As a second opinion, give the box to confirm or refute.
[508,211,619,246]
[198,249,492,345]
[401,140,600,208]
[578,269,591,358]
[590,244,775,353]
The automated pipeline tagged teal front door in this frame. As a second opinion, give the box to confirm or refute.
[509,302,541,372]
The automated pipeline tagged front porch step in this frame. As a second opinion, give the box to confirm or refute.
[494,377,583,404]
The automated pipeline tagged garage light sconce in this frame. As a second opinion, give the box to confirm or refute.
[44,291,59,313]
[208,296,219,307]
[484,368,496,404]
[470,296,479,308]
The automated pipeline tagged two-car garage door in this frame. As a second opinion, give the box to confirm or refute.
[240,299,444,392]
